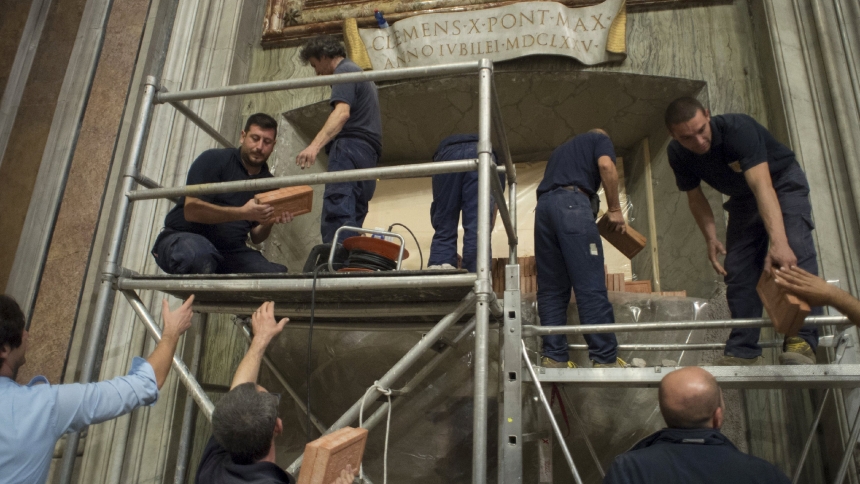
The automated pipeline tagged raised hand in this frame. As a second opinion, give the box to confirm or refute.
[251,301,289,344]
[162,295,195,339]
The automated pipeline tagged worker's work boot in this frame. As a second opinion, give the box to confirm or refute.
[779,337,816,365]
[540,356,577,369]
[713,355,764,366]
[592,357,629,368]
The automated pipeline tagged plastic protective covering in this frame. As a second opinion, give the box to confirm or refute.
[256,290,722,484]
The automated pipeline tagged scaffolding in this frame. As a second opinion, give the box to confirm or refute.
[57,59,517,484]
[55,56,860,484]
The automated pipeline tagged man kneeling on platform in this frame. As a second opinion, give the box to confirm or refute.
[196,301,355,483]
[152,113,293,274]
[603,366,790,483]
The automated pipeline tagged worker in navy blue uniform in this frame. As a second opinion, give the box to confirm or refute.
[428,134,504,272]
[603,366,790,484]
[296,36,382,244]
[665,97,820,366]
[151,113,292,274]
[535,129,626,369]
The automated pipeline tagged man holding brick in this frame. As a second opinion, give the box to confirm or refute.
[535,129,626,368]
[665,97,820,365]
[151,113,293,274]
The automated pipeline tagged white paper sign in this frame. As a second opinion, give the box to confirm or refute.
[358,0,625,70]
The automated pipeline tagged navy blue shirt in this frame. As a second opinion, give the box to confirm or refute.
[164,148,273,251]
[195,436,295,484]
[668,114,798,197]
[603,428,790,484]
[537,132,616,198]
[329,58,382,156]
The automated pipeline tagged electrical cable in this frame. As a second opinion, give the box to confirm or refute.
[387,223,423,270]
[359,381,393,484]
[346,249,397,271]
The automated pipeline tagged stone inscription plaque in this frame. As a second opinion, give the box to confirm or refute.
[357,0,625,69]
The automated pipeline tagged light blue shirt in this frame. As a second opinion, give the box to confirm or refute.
[0,356,159,484]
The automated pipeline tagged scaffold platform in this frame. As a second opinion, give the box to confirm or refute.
[526,364,860,389]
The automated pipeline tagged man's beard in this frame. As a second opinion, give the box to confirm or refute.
[240,146,268,168]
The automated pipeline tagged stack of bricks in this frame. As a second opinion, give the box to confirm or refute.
[492,256,536,294]
[491,257,687,297]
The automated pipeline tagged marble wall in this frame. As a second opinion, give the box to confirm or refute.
[0,0,88,292]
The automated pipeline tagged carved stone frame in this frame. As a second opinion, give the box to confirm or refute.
[261,0,729,46]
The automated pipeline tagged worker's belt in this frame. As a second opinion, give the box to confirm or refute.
[560,185,593,196]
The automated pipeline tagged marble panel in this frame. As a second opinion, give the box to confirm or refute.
[21,0,150,386]
[0,0,88,293]
[0,0,34,94]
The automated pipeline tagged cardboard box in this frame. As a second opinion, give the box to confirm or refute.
[756,270,810,336]
[255,185,314,217]
[597,215,647,259]
[297,427,368,484]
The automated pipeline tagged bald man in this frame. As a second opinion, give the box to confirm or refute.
[603,367,790,483]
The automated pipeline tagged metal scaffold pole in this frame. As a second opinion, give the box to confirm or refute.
[57,77,159,484]
[472,58,495,484]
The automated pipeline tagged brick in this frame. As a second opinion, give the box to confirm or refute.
[254,185,314,217]
[756,270,810,336]
[597,215,647,259]
[624,280,652,293]
[297,427,368,484]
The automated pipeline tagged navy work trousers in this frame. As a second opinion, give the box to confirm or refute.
[321,138,378,244]
[535,188,617,364]
[428,148,503,272]
[723,164,820,358]
[151,230,287,274]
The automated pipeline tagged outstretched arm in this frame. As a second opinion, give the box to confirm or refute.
[231,301,289,389]
[296,102,351,169]
[147,296,195,389]
[598,155,626,234]
[686,186,727,276]
[775,266,860,325]
[744,163,795,271]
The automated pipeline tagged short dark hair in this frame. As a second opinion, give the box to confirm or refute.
[299,35,346,63]
[244,113,278,134]
[0,295,25,368]
[664,97,706,128]
[212,382,279,464]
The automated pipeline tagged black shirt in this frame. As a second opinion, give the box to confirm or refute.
[668,114,798,198]
[603,428,790,484]
[195,436,295,484]
[163,148,273,251]
[537,132,616,198]
[329,58,383,156]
